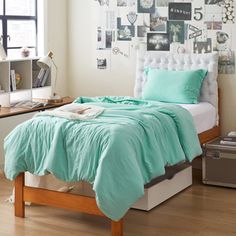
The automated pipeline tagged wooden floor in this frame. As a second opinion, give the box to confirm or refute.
[0,170,236,236]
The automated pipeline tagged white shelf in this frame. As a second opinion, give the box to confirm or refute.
[0,58,52,107]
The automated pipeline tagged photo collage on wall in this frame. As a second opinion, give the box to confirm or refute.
[95,0,235,74]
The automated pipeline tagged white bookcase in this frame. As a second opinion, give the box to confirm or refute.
[0,58,52,107]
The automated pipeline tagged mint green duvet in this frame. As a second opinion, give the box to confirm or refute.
[4,96,202,221]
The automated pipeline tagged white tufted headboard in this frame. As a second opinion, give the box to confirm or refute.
[134,51,219,110]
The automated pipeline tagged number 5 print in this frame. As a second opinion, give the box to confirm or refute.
[194,7,203,21]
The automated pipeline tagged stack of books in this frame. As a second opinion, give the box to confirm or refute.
[33,68,50,88]
[220,136,236,146]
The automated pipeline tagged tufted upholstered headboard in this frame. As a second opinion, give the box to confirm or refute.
[134,51,219,110]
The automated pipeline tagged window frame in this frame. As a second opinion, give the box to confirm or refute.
[0,0,38,56]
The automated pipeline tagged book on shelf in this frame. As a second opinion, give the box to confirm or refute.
[40,68,50,87]
[10,69,16,91]
[220,136,236,146]
[33,68,46,88]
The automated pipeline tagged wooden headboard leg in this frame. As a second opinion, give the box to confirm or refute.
[15,173,25,218]
[111,219,123,236]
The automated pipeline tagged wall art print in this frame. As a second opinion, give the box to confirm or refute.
[95,0,235,74]
[147,33,170,51]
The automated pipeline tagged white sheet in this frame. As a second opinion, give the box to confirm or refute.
[178,102,217,134]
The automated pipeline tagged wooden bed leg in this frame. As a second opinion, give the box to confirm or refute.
[15,173,25,218]
[111,219,123,236]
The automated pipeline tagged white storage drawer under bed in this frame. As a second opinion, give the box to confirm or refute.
[132,165,192,211]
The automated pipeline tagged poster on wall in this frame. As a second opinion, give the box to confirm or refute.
[138,0,155,13]
[205,4,222,30]
[147,33,170,51]
[156,0,169,7]
[97,58,108,69]
[168,3,192,21]
[168,21,185,44]
[95,0,109,6]
[222,0,235,24]
[117,0,136,7]
[117,18,135,40]
[137,25,148,37]
[150,8,168,32]
[204,0,224,5]
[218,51,235,74]
[193,38,212,53]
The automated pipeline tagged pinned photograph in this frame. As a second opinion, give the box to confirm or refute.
[117,0,127,6]
[117,17,135,41]
[156,0,170,7]
[205,0,224,5]
[117,0,136,7]
[222,0,235,24]
[106,31,113,49]
[97,27,105,50]
[137,25,148,37]
[95,0,109,6]
[187,24,207,42]
[127,11,138,25]
[214,31,231,51]
[205,4,223,30]
[97,58,107,69]
[193,38,212,54]
[218,51,235,74]
[147,33,170,51]
[138,0,155,13]
[168,21,185,44]
[150,16,167,32]
[150,8,168,32]
[169,3,192,21]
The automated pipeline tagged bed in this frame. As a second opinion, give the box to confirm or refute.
[4,51,220,236]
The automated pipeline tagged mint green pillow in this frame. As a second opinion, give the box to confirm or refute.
[142,68,207,104]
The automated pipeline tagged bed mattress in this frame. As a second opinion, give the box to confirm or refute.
[178,102,217,134]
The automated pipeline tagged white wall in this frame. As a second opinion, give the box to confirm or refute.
[68,0,236,135]
[45,0,68,96]
[68,1,136,97]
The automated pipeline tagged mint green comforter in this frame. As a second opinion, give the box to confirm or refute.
[4,96,202,221]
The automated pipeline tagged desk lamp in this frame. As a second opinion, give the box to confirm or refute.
[37,52,62,103]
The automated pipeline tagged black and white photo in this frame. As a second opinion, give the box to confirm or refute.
[168,21,185,44]
[222,0,235,24]
[169,3,192,21]
[193,38,212,53]
[137,25,148,37]
[117,0,136,7]
[106,31,113,48]
[138,0,155,13]
[95,0,109,6]
[117,0,127,6]
[147,33,170,51]
[155,0,170,7]
[218,50,235,74]
[117,17,135,41]
[205,0,224,5]
[97,58,107,69]
[150,16,167,32]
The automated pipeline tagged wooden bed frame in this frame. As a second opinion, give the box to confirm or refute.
[14,125,220,236]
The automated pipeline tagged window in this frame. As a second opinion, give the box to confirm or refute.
[0,0,37,58]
